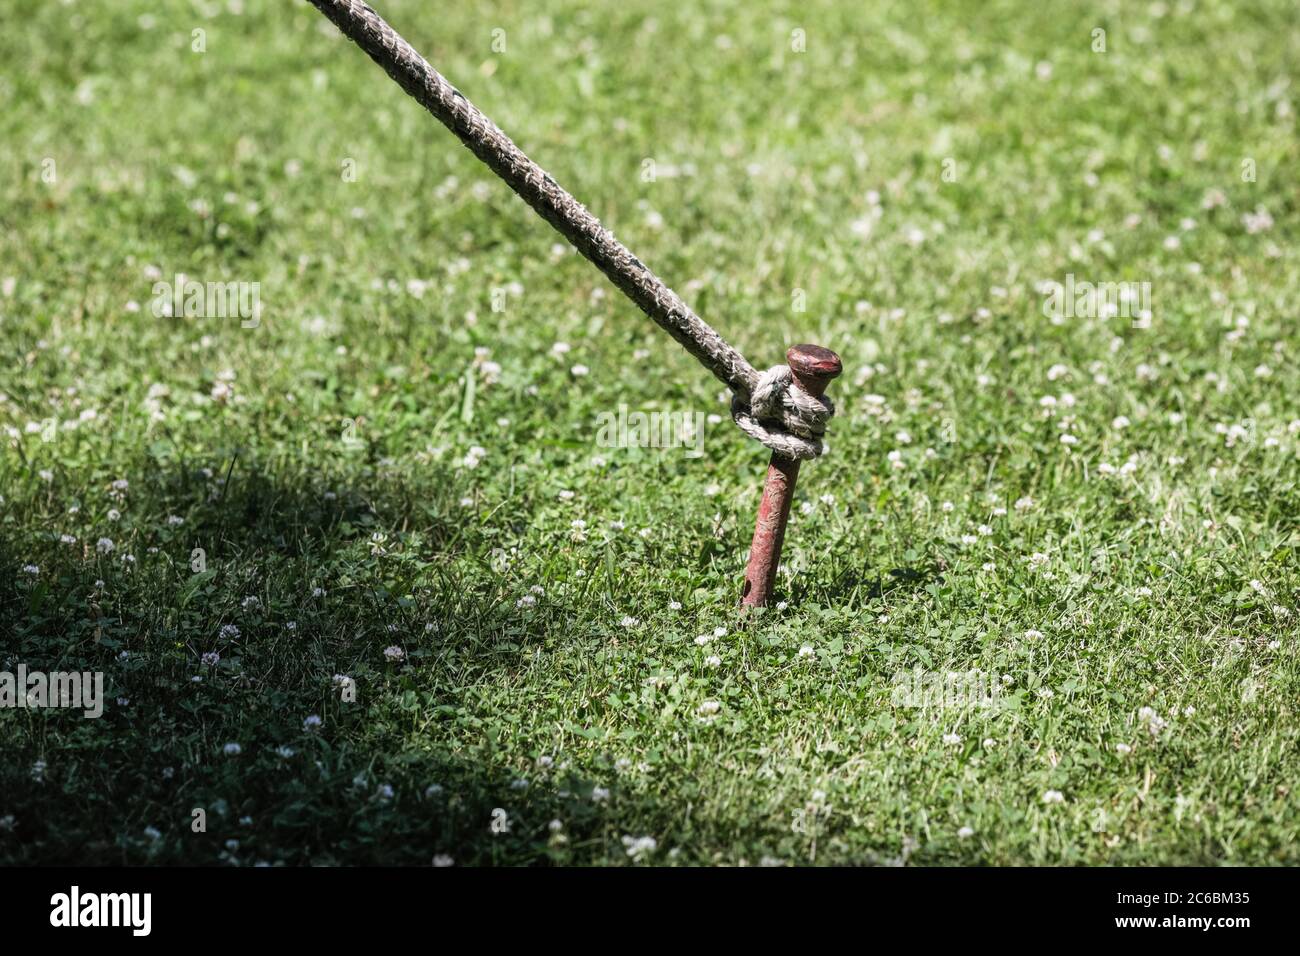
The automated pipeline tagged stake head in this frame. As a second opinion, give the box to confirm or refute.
[786,344,842,396]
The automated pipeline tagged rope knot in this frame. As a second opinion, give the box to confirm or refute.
[730,365,835,460]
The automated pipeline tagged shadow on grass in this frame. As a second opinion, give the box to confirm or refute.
[789,557,937,608]
[0,460,688,865]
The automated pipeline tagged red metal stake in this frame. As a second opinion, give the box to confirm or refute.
[740,344,842,607]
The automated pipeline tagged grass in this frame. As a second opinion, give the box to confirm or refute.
[1,0,1297,866]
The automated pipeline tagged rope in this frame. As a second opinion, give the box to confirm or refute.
[308,0,834,459]
[731,366,834,461]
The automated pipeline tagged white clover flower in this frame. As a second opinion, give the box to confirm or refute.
[798,645,816,658]
[201,651,220,667]
[96,537,116,554]
[219,624,240,640]
[705,655,722,668]
[223,742,242,756]
[1242,206,1274,234]
[957,826,974,839]
[383,645,405,662]
[621,835,658,861]
[943,732,961,745]
[591,786,611,803]
[1024,629,1043,640]
[697,700,721,716]
[1115,743,1132,754]
[303,714,322,731]
[1138,707,1168,736]
[1042,790,1065,804]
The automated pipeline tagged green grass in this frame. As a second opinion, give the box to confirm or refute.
[1,0,1297,865]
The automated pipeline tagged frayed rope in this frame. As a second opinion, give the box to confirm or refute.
[730,366,834,460]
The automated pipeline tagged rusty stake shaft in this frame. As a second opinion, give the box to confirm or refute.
[740,344,842,607]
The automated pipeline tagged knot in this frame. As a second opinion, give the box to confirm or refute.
[730,365,835,460]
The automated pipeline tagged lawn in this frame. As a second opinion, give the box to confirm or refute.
[1,0,1297,865]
